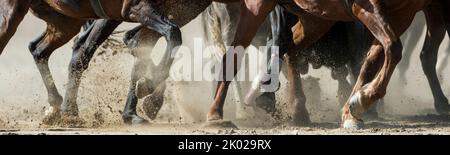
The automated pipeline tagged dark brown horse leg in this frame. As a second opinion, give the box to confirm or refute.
[207,0,277,121]
[0,0,31,53]
[342,0,410,129]
[123,29,162,124]
[63,20,121,118]
[420,4,449,115]
[125,2,182,69]
[438,3,450,77]
[122,2,182,123]
[252,5,294,115]
[28,1,85,125]
[443,1,450,82]
[332,66,352,107]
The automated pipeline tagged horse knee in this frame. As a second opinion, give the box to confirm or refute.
[385,40,403,64]
[29,41,51,62]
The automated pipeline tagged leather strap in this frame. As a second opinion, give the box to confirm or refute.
[90,0,110,19]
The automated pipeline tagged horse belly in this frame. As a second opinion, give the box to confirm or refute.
[385,0,430,15]
[44,0,99,19]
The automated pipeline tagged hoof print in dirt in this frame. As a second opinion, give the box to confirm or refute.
[203,120,238,129]
[142,93,164,120]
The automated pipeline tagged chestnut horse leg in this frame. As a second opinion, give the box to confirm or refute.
[342,0,416,129]
[420,2,450,115]
[207,0,277,121]
[63,20,121,118]
[27,1,86,124]
[0,0,31,53]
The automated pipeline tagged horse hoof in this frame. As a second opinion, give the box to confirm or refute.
[206,111,223,122]
[61,102,79,118]
[136,78,155,99]
[41,106,62,126]
[435,98,450,115]
[123,114,149,125]
[60,115,86,128]
[142,93,164,120]
[342,118,364,130]
[203,120,237,129]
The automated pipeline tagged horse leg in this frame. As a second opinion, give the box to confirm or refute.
[63,20,121,120]
[285,54,311,125]
[287,14,336,124]
[121,2,182,123]
[123,28,163,124]
[28,1,85,125]
[420,4,449,115]
[437,2,450,81]
[207,0,277,121]
[342,0,414,129]
[335,64,382,120]
[249,5,294,115]
[124,1,182,69]
[0,0,31,53]
[332,66,352,107]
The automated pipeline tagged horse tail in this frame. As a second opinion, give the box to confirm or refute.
[201,2,226,61]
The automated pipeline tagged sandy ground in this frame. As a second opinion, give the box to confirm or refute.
[1,12,450,135]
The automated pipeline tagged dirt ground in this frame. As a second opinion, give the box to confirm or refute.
[1,13,450,135]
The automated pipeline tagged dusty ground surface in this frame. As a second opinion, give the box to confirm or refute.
[3,115,450,135]
[1,13,450,135]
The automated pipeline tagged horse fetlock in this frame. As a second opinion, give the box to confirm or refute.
[348,91,365,119]
[207,108,223,122]
[386,40,403,64]
[61,101,79,117]
[434,97,450,115]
